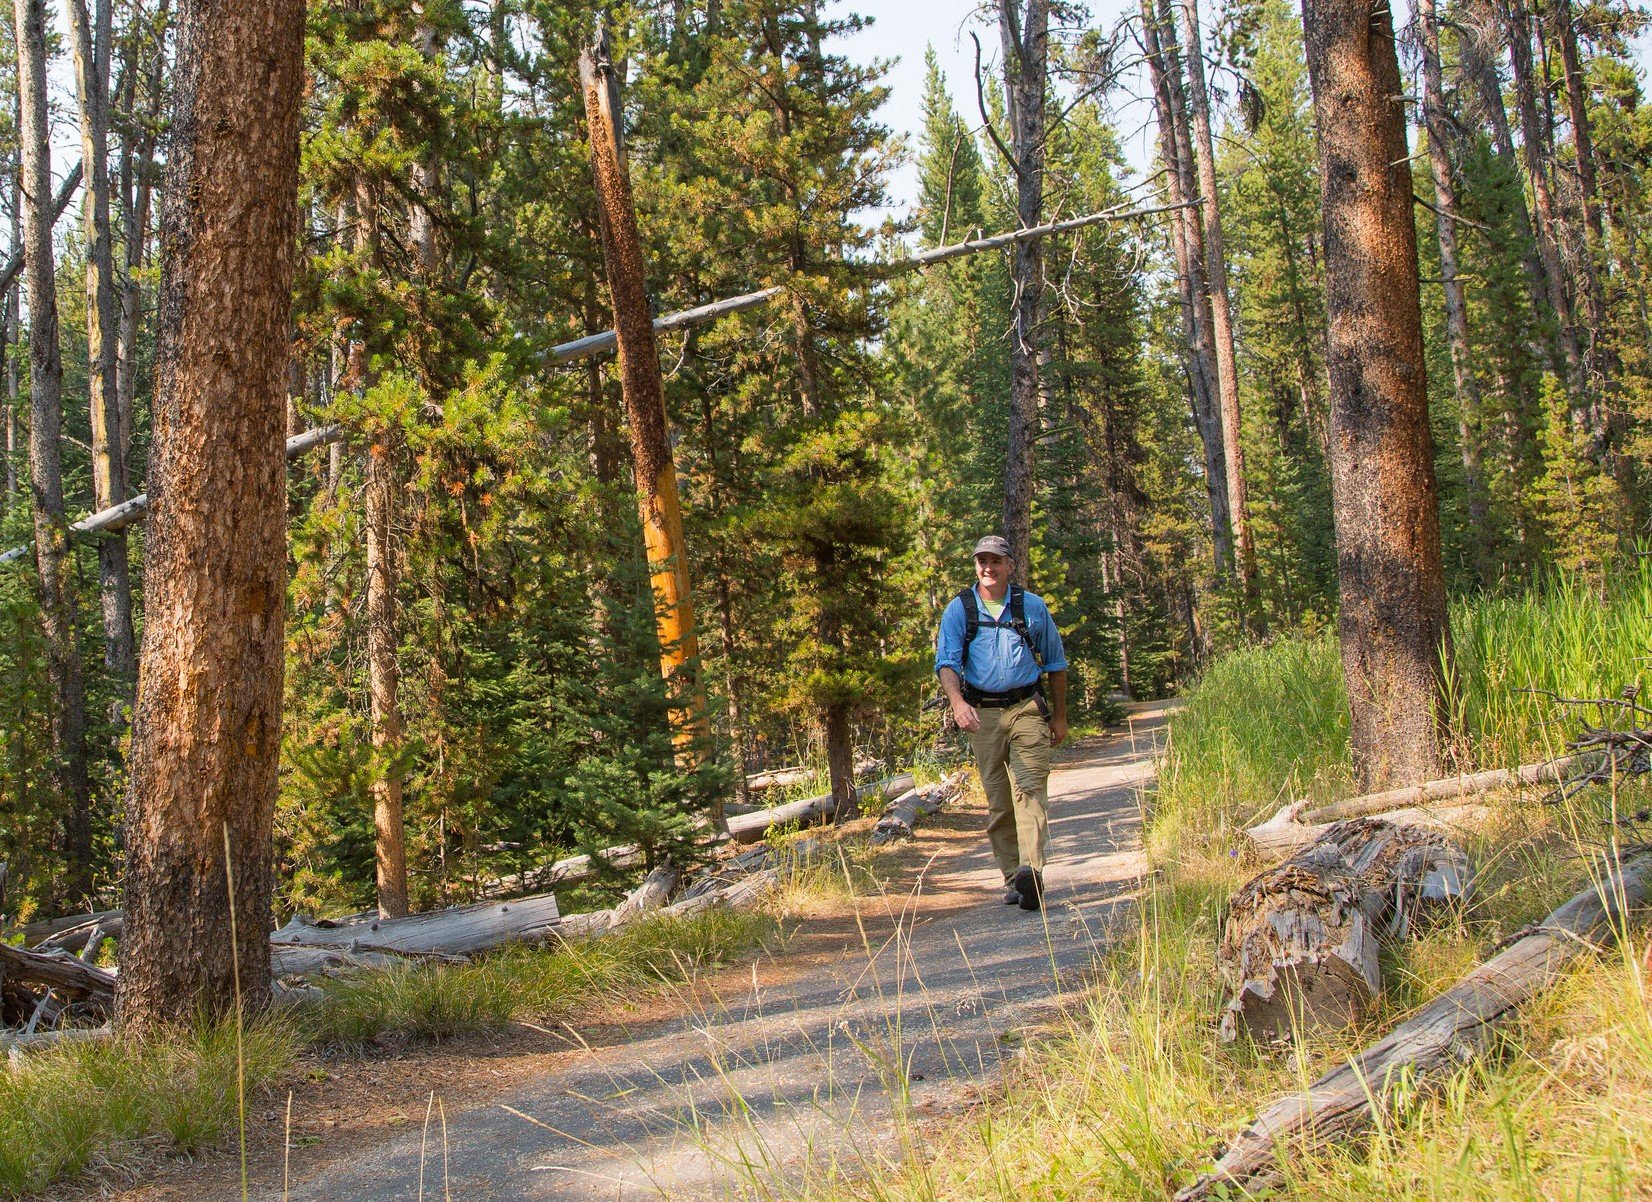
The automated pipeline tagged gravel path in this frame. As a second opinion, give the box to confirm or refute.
[261,704,1167,1202]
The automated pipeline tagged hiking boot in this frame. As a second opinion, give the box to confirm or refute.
[1012,865,1043,911]
[1002,883,1022,905]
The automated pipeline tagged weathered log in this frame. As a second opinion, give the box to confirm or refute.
[1182,852,1652,1200]
[1247,801,1489,860]
[35,910,125,953]
[0,943,116,1008]
[727,773,915,844]
[1245,756,1577,857]
[1218,819,1471,1043]
[268,946,408,978]
[746,756,881,793]
[608,863,682,927]
[2,1024,110,1058]
[270,891,560,956]
[871,773,967,845]
[19,908,122,947]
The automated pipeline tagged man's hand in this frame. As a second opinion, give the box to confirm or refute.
[1049,715,1068,747]
[951,700,981,733]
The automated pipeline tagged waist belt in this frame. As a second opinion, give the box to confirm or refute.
[963,681,1041,708]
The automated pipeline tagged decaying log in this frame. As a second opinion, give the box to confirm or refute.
[270,891,561,957]
[1248,801,1489,860]
[268,946,408,978]
[746,756,881,793]
[727,773,915,844]
[609,863,682,926]
[1218,819,1471,1042]
[2,1024,111,1058]
[35,910,125,954]
[0,943,116,1012]
[19,908,122,947]
[872,772,967,845]
[1245,757,1576,857]
[1182,853,1652,1200]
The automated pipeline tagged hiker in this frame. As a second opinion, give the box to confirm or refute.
[934,535,1068,910]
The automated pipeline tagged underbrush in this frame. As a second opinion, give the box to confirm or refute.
[0,1018,292,1197]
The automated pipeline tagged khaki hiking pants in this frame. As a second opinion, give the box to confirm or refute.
[968,695,1051,883]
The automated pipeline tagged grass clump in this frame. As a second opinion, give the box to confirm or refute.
[0,1017,292,1198]
[1155,563,1652,862]
[297,906,774,1048]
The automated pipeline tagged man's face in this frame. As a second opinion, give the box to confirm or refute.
[974,553,1009,592]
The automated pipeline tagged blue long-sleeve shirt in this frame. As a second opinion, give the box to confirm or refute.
[934,587,1068,694]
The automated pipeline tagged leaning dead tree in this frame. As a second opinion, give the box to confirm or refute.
[580,27,716,819]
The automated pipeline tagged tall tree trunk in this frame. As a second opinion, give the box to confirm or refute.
[118,0,304,1036]
[1420,0,1495,578]
[1177,0,1252,604]
[997,0,1048,585]
[1546,0,1609,397]
[15,0,95,902]
[1300,0,1451,790]
[115,0,167,473]
[1495,0,1588,407]
[1141,0,1234,573]
[1460,0,1560,374]
[69,0,136,703]
[352,173,409,920]
[3,143,16,509]
[579,30,722,833]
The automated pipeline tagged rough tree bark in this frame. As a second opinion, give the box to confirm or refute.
[996,0,1048,585]
[117,0,305,1036]
[1177,0,1252,602]
[1140,0,1233,574]
[578,30,722,833]
[1419,0,1494,576]
[1301,0,1451,790]
[69,0,136,703]
[15,0,95,902]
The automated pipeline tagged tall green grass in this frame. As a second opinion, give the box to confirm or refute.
[0,1019,293,1197]
[1154,563,1652,859]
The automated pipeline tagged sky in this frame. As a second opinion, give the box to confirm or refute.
[831,0,1158,224]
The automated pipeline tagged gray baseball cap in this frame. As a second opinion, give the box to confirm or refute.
[972,534,1012,558]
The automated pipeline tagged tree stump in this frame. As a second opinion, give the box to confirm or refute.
[1218,818,1471,1042]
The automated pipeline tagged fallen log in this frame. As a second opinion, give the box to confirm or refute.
[872,772,967,845]
[35,911,126,954]
[1247,801,1489,860]
[2,1025,111,1058]
[1218,819,1471,1043]
[1245,756,1578,858]
[1182,852,1652,1200]
[553,863,685,940]
[19,908,122,947]
[746,756,881,793]
[727,773,915,844]
[0,943,116,1011]
[270,891,561,956]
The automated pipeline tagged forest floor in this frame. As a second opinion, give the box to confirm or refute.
[87,703,1167,1202]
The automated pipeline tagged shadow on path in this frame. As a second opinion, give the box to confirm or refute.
[263,704,1169,1202]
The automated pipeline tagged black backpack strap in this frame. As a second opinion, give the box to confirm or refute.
[1006,585,1042,665]
[956,588,979,670]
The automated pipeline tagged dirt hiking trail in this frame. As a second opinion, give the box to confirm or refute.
[116,703,1167,1202]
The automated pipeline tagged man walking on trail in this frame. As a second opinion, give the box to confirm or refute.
[935,535,1068,910]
